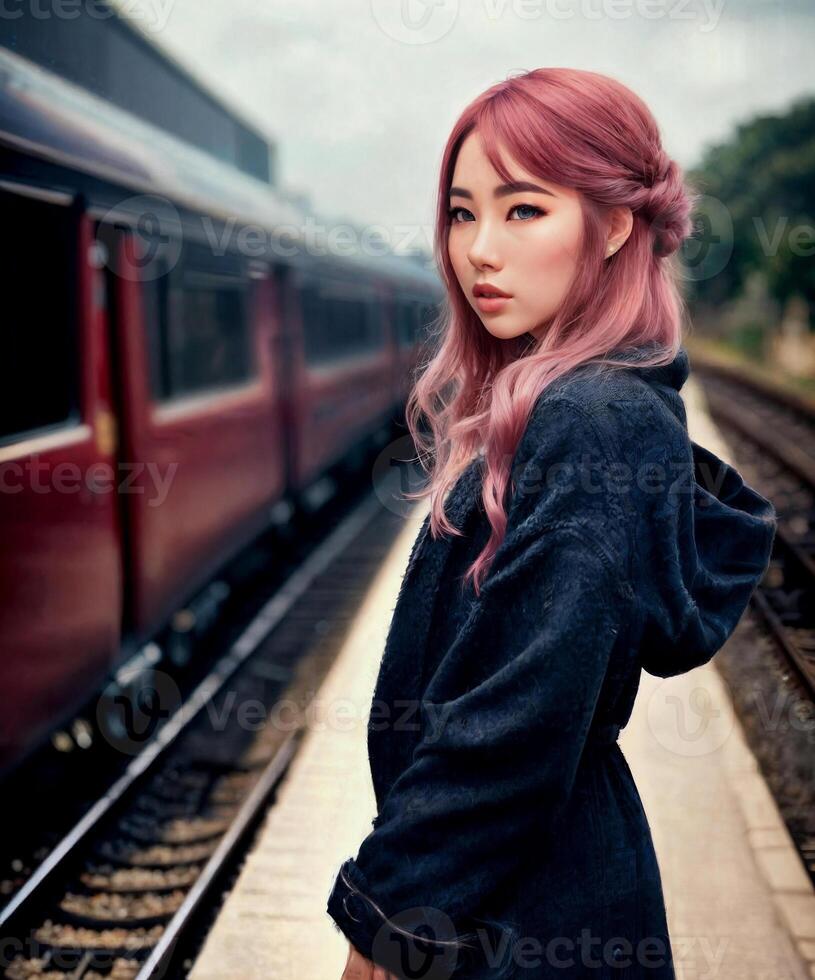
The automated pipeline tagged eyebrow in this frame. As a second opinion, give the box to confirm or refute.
[448,180,558,200]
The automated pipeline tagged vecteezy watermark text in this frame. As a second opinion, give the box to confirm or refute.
[0,457,178,508]
[0,0,175,32]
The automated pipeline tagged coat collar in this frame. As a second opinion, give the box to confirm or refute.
[395,341,690,660]
[400,344,690,587]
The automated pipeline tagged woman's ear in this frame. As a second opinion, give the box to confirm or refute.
[605,205,634,254]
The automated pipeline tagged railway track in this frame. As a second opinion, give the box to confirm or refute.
[0,487,405,980]
[692,354,815,887]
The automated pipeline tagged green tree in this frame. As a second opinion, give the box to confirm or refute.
[686,97,815,310]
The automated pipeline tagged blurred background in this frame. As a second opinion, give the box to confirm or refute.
[129,0,815,386]
[10,0,815,380]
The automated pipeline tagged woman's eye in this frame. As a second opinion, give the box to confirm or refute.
[509,204,544,220]
[448,206,473,223]
[448,204,544,223]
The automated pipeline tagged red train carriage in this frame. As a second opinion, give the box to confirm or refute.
[0,45,443,773]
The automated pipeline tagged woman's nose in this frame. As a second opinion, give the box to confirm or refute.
[467,224,503,271]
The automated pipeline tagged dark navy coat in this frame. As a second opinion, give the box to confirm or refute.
[326,347,776,979]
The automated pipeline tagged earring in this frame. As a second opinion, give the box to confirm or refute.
[607,243,617,255]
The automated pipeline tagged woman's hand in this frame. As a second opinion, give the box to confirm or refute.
[341,941,399,979]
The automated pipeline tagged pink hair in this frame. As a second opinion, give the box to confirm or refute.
[404,67,700,596]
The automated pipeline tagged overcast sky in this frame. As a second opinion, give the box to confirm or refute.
[119,0,815,255]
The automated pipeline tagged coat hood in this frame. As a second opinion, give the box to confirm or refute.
[620,346,777,677]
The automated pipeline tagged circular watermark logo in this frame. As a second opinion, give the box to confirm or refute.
[371,434,431,517]
[646,675,735,757]
[370,0,459,44]
[96,667,182,756]
[370,905,460,979]
[678,193,734,283]
[94,194,183,282]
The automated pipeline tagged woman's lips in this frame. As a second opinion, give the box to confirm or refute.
[475,295,511,313]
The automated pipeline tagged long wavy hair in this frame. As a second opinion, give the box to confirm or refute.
[404,67,699,595]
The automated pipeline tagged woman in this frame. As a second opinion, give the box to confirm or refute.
[326,68,777,979]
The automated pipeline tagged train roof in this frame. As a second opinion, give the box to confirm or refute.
[0,46,443,293]
[4,0,276,185]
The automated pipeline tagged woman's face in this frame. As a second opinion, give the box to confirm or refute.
[447,130,585,342]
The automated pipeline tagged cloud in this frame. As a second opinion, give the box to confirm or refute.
[120,0,815,235]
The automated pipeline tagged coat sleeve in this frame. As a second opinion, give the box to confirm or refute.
[326,397,637,975]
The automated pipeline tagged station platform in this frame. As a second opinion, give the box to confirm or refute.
[188,375,815,980]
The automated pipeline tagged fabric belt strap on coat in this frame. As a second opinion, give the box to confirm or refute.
[587,721,621,746]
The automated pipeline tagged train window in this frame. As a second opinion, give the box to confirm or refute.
[396,302,420,348]
[301,287,383,365]
[366,301,384,347]
[394,304,406,346]
[141,270,169,402]
[0,191,79,443]
[146,246,256,401]
[394,304,405,346]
